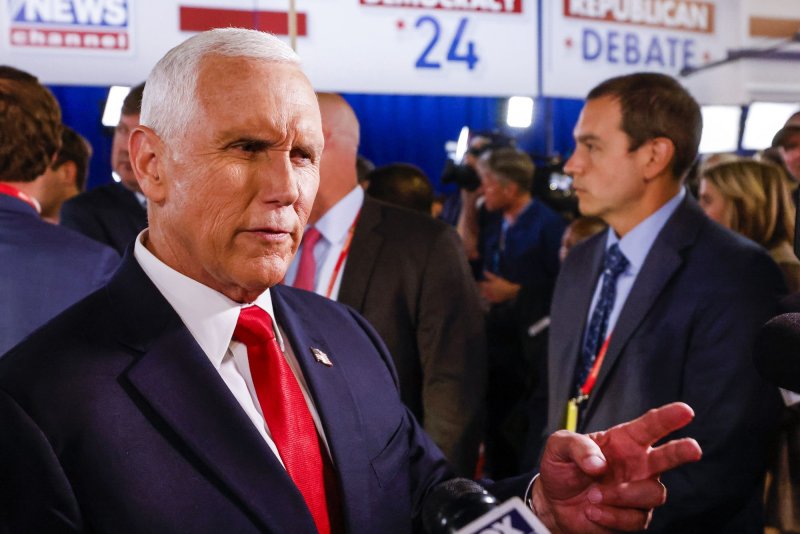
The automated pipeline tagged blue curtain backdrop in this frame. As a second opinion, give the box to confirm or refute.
[48,85,584,193]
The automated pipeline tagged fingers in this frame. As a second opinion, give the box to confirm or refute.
[648,437,702,475]
[586,503,654,532]
[545,430,608,476]
[620,402,695,446]
[584,480,663,531]
[588,479,666,509]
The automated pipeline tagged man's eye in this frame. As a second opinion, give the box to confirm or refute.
[290,147,313,163]
[232,140,268,153]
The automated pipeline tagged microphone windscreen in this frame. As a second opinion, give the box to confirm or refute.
[756,313,800,393]
[422,478,498,534]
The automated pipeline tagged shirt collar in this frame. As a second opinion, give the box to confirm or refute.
[314,185,364,245]
[133,230,283,369]
[606,187,685,275]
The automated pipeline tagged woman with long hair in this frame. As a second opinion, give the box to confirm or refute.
[699,158,800,293]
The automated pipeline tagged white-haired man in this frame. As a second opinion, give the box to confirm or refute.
[0,29,700,533]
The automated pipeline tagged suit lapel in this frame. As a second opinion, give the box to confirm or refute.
[582,197,703,425]
[271,285,369,532]
[108,256,317,533]
[551,234,606,412]
[337,197,384,310]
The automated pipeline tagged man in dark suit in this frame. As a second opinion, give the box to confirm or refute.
[546,72,785,532]
[0,32,702,533]
[0,69,119,356]
[283,93,486,477]
[60,82,148,254]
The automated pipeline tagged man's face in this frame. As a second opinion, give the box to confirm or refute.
[112,112,140,192]
[779,131,800,180]
[36,163,79,220]
[149,57,323,301]
[564,96,650,230]
[478,167,512,213]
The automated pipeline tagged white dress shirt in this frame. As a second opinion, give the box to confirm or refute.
[134,231,331,467]
[284,186,364,300]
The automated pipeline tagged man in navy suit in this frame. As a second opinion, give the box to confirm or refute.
[60,82,148,255]
[546,73,785,532]
[0,32,701,533]
[0,68,119,356]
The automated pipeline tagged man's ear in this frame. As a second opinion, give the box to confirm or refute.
[130,126,166,203]
[642,137,675,181]
[57,161,78,188]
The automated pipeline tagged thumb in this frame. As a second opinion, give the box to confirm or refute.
[544,430,608,477]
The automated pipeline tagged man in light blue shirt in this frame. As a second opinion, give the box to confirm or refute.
[546,72,785,533]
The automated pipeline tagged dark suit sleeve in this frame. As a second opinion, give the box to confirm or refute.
[653,251,784,529]
[0,388,84,532]
[417,226,487,477]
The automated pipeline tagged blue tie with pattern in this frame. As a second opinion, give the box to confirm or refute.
[574,243,629,394]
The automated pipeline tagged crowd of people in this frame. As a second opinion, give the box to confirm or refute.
[1,26,797,534]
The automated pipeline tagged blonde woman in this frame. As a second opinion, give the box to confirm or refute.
[699,159,800,293]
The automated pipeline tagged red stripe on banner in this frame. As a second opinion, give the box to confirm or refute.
[359,0,522,13]
[179,7,307,36]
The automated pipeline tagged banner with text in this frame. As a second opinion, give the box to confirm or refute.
[0,0,537,96]
[542,0,742,99]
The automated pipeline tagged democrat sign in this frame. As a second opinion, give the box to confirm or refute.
[299,0,536,96]
[541,0,741,98]
[0,0,537,97]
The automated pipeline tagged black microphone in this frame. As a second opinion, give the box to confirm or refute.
[756,313,800,393]
[423,478,498,533]
[422,478,550,534]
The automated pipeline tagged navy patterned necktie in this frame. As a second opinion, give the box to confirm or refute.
[574,243,629,393]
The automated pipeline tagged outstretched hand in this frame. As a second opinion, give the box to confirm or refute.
[531,402,702,534]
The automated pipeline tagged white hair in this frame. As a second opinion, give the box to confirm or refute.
[141,28,301,142]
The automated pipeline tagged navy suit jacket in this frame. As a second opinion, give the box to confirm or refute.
[337,197,486,477]
[0,252,493,533]
[60,181,147,255]
[547,196,785,533]
[0,195,119,356]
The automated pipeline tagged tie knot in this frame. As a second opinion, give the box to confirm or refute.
[234,306,276,346]
[302,226,322,248]
[604,243,628,277]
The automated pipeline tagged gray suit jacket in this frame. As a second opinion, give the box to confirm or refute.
[547,196,785,533]
[337,197,486,477]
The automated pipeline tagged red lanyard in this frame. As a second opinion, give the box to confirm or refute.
[323,211,360,299]
[0,183,39,213]
[579,334,611,396]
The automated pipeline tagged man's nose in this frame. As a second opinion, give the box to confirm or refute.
[258,152,299,205]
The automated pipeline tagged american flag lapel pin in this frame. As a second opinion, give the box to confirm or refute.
[311,347,333,367]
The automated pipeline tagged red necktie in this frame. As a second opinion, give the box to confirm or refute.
[234,306,342,533]
[293,227,322,291]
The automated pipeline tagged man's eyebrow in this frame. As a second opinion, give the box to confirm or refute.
[575,133,600,144]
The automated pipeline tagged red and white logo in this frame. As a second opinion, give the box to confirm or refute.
[8,0,132,52]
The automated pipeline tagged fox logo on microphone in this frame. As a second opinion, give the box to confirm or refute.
[7,0,132,52]
[456,497,551,534]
